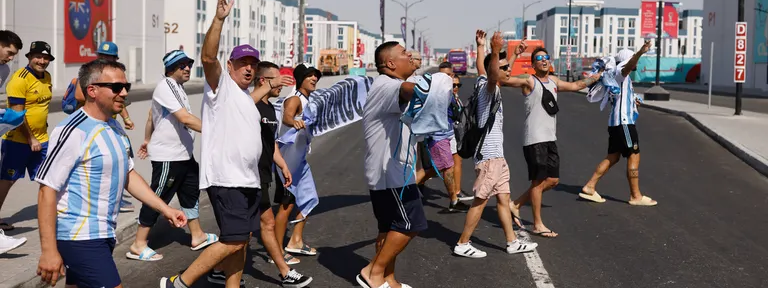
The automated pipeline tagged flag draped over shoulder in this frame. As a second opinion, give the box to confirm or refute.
[0,109,26,136]
[274,76,374,217]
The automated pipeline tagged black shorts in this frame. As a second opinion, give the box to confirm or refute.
[259,182,272,211]
[207,186,261,242]
[272,172,296,205]
[369,185,428,233]
[608,124,640,158]
[522,141,560,181]
[418,142,433,171]
[138,158,200,227]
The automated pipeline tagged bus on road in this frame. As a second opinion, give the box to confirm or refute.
[447,49,468,75]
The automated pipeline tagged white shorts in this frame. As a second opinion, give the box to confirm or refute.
[449,135,457,154]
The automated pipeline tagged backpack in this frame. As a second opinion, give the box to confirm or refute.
[62,78,78,114]
[455,83,500,160]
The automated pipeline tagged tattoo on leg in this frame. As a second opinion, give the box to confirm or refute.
[444,169,455,188]
[629,168,639,178]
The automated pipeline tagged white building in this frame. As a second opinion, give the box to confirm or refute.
[535,3,702,60]
[702,0,767,91]
[524,20,537,39]
[0,0,165,90]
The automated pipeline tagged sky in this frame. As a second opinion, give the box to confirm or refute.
[303,0,704,49]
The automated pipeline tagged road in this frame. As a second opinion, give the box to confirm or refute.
[13,75,768,288]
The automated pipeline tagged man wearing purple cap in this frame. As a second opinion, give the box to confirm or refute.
[161,1,296,288]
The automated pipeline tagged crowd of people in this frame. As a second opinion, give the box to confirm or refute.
[0,0,659,287]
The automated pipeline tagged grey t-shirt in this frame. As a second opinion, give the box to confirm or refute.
[363,74,417,190]
[0,64,10,89]
[523,76,558,146]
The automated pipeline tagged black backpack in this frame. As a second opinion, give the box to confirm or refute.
[455,85,500,160]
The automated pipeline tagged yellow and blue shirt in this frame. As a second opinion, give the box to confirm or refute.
[3,66,52,143]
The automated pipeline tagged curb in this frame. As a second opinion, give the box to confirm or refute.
[640,103,768,178]
[11,194,211,288]
[575,89,768,178]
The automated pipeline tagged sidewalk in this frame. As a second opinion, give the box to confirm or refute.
[0,72,377,288]
[577,88,768,178]
[634,82,768,99]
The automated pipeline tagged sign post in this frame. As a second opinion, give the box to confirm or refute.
[734,22,747,84]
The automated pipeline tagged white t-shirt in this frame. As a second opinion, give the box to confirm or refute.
[363,74,417,191]
[148,77,195,162]
[199,72,263,189]
[0,64,10,88]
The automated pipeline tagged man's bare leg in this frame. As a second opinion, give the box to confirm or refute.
[457,197,489,243]
[0,180,16,229]
[495,193,517,242]
[286,213,316,254]
[527,179,559,238]
[452,153,463,196]
[360,231,417,288]
[627,153,644,201]
[178,241,247,286]
[441,168,457,202]
[187,219,209,247]
[261,210,291,276]
[582,153,621,194]
[274,202,294,257]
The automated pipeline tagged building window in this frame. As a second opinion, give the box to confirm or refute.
[595,17,602,28]
[628,19,636,28]
[560,17,567,27]
[628,37,635,48]
[338,27,344,35]
[617,37,624,47]
[196,66,203,78]
[572,17,579,26]
[338,42,344,49]
[560,36,566,45]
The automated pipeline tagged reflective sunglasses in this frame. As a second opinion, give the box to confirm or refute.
[535,55,551,61]
[453,83,463,88]
[91,82,132,94]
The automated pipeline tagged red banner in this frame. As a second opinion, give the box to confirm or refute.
[663,2,679,39]
[640,1,657,38]
[64,0,112,64]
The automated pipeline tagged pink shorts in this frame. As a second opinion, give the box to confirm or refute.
[427,138,454,171]
[473,158,511,199]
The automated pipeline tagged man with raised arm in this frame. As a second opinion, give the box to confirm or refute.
[580,41,658,207]
[160,0,292,287]
[499,33,602,239]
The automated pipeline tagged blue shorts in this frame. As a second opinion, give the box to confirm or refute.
[58,238,121,288]
[0,139,48,181]
[369,185,428,233]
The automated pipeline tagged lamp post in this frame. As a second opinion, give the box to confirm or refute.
[391,0,425,49]
[497,17,513,32]
[409,16,427,50]
[298,0,306,64]
[567,0,572,82]
[644,0,671,101]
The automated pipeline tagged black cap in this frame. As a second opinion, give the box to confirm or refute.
[293,63,321,89]
[25,41,55,61]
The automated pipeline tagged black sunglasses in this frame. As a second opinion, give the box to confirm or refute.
[453,83,463,88]
[499,64,510,71]
[91,82,131,94]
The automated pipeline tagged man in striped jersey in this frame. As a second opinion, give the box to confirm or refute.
[35,59,187,288]
[127,50,218,262]
[580,41,658,207]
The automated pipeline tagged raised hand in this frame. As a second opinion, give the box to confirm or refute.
[215,0,234,21]
[270,74,295,88]
[515,37,528,55]
[640,40,652,54]
[490,31,503,53]
[476,30,487,46]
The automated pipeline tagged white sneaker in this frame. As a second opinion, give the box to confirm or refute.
[0,229,27,254]
[506,239,538,254]
[453,241,487,258]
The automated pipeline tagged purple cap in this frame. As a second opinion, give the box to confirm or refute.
[229,44,260,61]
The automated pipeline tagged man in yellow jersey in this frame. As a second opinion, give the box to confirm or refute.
[0,41,53,231]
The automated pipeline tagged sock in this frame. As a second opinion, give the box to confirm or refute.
[171,275,189,288]
[507,239,520,246]
[451,200,458,205]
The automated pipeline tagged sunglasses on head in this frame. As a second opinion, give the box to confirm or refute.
[535,55,551,61]
[453,83,463,88]
[91,82,131,94]
[499,64,510,71]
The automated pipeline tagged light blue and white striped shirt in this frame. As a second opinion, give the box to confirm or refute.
[608,63,640,127]
[35,109,135,241]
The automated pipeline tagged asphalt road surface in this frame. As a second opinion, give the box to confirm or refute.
[111,76,768,288]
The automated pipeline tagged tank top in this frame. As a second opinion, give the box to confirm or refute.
[523,76,558,146]
[278,92,311,155]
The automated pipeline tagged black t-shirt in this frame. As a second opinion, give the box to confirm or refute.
[256,100,279,184]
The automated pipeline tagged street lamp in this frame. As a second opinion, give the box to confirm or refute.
[391,0,425,49]
[497,17,513,32]
[521,0,542,37]
[409,16,427,50]
[567,0,572,82]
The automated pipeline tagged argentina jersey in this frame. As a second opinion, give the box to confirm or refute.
[35,109,135,241]
[608,63,640,127]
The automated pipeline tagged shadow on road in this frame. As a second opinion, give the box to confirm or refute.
[316,239,377,286]
[554,183,626,204]
[309,194,371,217]
[419,220,505,253]
[3,204,39,224]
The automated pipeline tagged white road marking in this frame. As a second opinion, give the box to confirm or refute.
[518,229,556,288]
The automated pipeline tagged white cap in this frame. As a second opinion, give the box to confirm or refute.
[616,49,635,64]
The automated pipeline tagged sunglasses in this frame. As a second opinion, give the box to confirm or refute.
[499,64,510,71]
[535,55,551,61]
[91,82,132,94]
[453,83,463,88]
[176,62,193,69]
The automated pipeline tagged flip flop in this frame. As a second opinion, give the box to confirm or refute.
[508,202,525,228]
[285,243,317,256]
[356,274,372,288]
[0,222,14,231]
[532,230,558,238]
[126,246,163,261]
[191,233,219,251]
[629,195,658,206]
[579,191,606,203]
[284,252,300,265]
